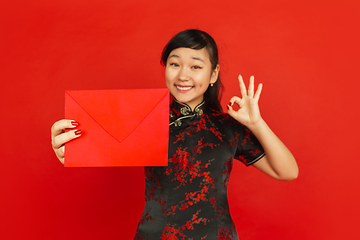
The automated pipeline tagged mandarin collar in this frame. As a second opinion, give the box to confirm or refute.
[169,99,205,127]
[174,98,205,115]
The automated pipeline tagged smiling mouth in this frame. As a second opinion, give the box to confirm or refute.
[176,85,193,91]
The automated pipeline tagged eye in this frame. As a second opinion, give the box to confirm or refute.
[192,65,203,70]
[169,63,179,67]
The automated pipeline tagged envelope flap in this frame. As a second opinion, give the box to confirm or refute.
[66,89,169,143]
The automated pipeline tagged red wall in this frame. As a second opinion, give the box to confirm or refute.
[1,0,359,239]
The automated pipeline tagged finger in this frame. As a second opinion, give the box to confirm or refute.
[248,76,255,97]
[228,96,242,115]
[254,83,263,100]
[52,129,82,149]
[228,96,242,108]
[51,119,79,139]
[238,75,247,97]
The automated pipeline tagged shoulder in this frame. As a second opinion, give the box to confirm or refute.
[205,107,241,126]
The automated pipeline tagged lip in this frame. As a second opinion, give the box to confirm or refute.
[175,84,193,92]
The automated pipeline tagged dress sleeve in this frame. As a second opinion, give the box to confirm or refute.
[234,124,265,166]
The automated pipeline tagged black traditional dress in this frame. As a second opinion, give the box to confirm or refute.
[134,99,265,240]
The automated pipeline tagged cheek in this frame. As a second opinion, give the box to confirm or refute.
[165,67,177,83]
[196,72,211,87]
[165,70,173,89]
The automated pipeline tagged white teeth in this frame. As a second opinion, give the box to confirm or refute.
[176,86,192,91]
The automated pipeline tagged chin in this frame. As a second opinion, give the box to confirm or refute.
[172,95,190,104]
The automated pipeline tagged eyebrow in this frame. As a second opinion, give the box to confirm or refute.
[192,57,205,63]
[168,54,205,63]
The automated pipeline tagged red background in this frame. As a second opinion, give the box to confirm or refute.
[1,0,359,239]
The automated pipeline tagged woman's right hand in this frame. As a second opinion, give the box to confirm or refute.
[51,119,82,165]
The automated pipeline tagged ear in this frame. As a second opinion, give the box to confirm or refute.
[210,65,220,84]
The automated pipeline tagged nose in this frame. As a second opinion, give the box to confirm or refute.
[178,67,190,81]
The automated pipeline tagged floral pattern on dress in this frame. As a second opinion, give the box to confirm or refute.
[135,100,265,239]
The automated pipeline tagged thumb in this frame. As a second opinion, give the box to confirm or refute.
[227,102,240,119]
[227,96,241,113]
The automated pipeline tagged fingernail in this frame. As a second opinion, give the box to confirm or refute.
[74,130,82,135]
[227,105,230,110]
[71,121,79,126]
[229,102,233,106]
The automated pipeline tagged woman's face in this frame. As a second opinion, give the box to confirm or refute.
[165,47,219,110]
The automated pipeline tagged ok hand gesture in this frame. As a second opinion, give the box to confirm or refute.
[227,75,263,127]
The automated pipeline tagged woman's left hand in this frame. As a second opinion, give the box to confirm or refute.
[227,75,263,126]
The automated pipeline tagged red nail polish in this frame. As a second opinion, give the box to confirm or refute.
[229,102,233,106]
[71,121,79,126]
[75,130,82,135]
[227,105,230,110]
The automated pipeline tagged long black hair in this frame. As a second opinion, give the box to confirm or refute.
[161,29,224,112]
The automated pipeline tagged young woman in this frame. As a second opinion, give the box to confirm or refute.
[51,29,298,239]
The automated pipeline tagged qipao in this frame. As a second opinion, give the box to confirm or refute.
[135,99,265,240]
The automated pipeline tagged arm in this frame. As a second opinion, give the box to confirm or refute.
[227,75,298,181]
[247,119,298,181]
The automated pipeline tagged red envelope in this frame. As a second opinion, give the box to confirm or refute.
[64,89,169,167]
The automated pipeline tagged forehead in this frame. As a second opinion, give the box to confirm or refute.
[168,47,210,62]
